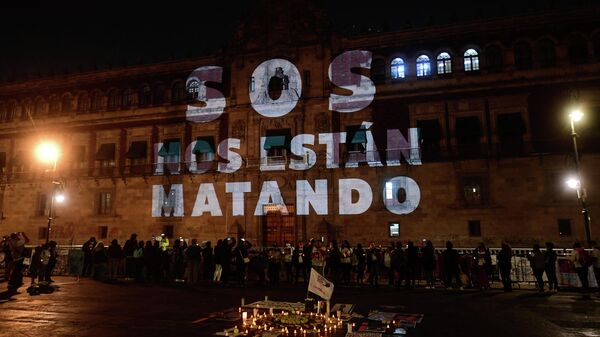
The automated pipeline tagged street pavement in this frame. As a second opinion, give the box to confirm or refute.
[1,277,599,337]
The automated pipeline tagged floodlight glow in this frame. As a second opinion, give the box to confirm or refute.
[565,178,580,190]
[55,194,65,203]
[569,109,583,122]
[36,141,60,164]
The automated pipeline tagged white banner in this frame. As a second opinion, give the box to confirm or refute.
[308,268,334,300]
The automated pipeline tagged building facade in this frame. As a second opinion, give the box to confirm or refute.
[0,3,599,248]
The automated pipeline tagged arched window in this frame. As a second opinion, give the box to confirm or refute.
[171,82,186,104]
[107,89,120,110]
[514,41,533,69]
[90,91,102,111]
[390,57,405,79]
[49,96,60,116]
[371,58,386,83]
[77,93,90,113]
[187,80,199,99]
[121,89,133,107]
[34,98,46,116]
[463,49,479,71]
[61,95,73,113]
[139,85,152,106]
[485,45,503,71]
[568,35,588,64]
[535,39,556,67]
[416,55,431,77]
[153,84,166,105]
[436,52,452,74]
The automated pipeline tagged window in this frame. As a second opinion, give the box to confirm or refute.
[346,125,367,156]
[97,191,113,215]
[158,139,180,173]
[90,91,102,111]
[38,227,48,240]
[463,49,479,71]
[497,113,526,155]
[121,89,133,107]
[171,82,186,104]
[139,85,152,106]
[416,55,431,77]
[535,39,556,67]
[163,225,174,238]
[187,80,199,99]
[558,219,572,236]
[568,35,588,64]
[35,193,48,217]
[71,145,86,169]
[417,119,442,160]
[49,96,60,116]
[514,42,533,69]
[193,137,215,163]
[107,89,120,109]
[153,84,165,105]
[455,116,482,157]
[468,220,481,237]
[264,129,291,160]
[61,95,73,113]
[485,45,503,71]
[99,226,108,239]
[461,176,484,206]
[436,52,452,74]
[126,141,148,169]
[249,77,255,93]
[389,223,400,237]
[95,143,116,174]
[371,58,386,83]
[77,93,90,113]
[390,57,405,79]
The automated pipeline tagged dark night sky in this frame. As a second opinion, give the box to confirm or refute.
[0,0,593,83]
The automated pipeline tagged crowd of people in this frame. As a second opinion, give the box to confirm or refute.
[76,234,600,295]
[3,231,600,296]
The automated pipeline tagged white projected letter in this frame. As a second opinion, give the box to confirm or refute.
[250,59,302,117]
[386,128,422,166]
[318,132,346,168]
[217,138,243,173]
[186,66,226,123]
[226,182,251,216]
[328,50,376,113]
[152,184,184,217]
[382,176,421,215]
[289,134,317,171]
[296,179,328,215]
[191,183,223,216]
[338,178,372,215]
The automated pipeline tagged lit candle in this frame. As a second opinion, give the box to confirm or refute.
[242,311,248,322]
[337,310,342,319]
[270,308,274,315]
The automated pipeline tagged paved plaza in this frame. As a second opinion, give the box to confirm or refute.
[1,278,599,337]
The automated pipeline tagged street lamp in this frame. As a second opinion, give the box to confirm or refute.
[36,141,61,245]
[567,108,592,245]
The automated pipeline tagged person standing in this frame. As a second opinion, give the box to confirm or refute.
[81,236,96,277]
[123,233,138,280]
[340,240,352,286]
[474,243,491,290]
[92,242,108,281]
[591,241,600,295]
[570,242,591,296]
[421,241,436,289]
[354,243,366,285]
[107,239,123,281]
[202,241,214,281]
[133,240,145,281]
[366,242,381,287]
[185,239,202,284]
[497,242,512,292]
[7,232,29,291]
[44,241,58,283]
[213,239,223,283]
[311,241,325,275]
[544,242,558,292]
[282,242,294,284]
[405,241,418,289]
[292,242,307,284]
[442,241,462,290]
[527,244,546,293]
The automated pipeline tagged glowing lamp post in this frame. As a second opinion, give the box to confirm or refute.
[36,141,63,245]
[566,108,592,244]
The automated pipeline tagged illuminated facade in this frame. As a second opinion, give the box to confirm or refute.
[0,3,599,248]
